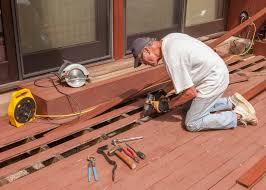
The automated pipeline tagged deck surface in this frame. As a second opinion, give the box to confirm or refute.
[0,55,265,190]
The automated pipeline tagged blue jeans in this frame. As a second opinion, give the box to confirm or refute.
[185,93,237,132]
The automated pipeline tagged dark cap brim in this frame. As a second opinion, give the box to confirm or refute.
[134,57,142,68]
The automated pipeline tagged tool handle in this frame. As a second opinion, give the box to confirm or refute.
[115,150,136,170]
[88,167,92,182]
[137,151,146,160]
[92,167,98,181]
[122,147,134,159]
[127,147,137,157]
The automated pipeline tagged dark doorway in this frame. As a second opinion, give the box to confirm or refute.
[0,0,19,85]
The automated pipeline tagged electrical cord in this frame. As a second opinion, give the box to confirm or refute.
[225,22,257,62]
[34,73,82,120]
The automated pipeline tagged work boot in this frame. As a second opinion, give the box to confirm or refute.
[229,92,256,115]
[234,106,258,126]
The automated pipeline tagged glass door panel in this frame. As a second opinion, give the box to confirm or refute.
[126,0,183,50]
[184,0,226,37]
[16,0,110,76]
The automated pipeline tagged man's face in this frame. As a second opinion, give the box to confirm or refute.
[140,42,161,67]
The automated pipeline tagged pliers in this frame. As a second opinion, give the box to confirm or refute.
[87,156,98,182]
[122,146,139,163]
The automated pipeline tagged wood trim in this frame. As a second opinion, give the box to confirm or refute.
[237,156,266,188]
[0,0,18,82]
[209,7,266,48]
[243,79,266,101]
[113,0,124,60]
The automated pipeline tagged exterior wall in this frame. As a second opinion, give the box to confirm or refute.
[227,0,266,30]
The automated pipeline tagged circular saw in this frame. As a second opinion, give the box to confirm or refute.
[58,62,89,88]
[8,88,36,127]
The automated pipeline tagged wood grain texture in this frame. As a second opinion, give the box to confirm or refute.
[237,156,266,188]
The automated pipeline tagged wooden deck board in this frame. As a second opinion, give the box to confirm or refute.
[1,78,265,190]
[0,99,143,161]
[0,57,265,190]
[146,104,266,190]
[228,56,265,73]
[0,112,141,178]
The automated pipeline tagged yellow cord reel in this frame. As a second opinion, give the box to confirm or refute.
[8,88,36,127]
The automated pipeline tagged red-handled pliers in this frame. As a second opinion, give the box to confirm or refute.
[122,146,139,163]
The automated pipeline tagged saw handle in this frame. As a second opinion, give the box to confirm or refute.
[115,150,136,170]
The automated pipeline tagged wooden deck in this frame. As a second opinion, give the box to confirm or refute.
[0,55,265,189]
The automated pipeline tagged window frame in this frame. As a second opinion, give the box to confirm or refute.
[15,0,112,78]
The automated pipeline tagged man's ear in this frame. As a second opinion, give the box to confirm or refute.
[143,47,150,55]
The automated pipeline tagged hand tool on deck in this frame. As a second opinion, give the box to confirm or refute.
[126,143,146,160]
[108,145,136,170]
[121,146,139,163]
[87,156,98,182]
[112,136,144,146]
[97,145,117,181]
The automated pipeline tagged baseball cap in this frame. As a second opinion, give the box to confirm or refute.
[131,37,155,68]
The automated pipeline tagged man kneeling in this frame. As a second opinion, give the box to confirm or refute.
[131,33,257,131]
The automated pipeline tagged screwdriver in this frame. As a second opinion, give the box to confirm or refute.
[125,143,146,160]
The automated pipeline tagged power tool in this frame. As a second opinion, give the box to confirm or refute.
[58,62,89,88]
[8,88,36,127]
[143,90,170,117]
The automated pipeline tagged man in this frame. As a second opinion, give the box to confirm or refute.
[131,33,257,131]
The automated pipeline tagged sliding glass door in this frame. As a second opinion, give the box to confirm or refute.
[16,0,110,77]
[125,0,184,51]
[184,0,227,37]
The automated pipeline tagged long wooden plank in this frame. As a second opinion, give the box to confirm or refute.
[229,73,249,84]
[241,60,266,72]
[20,64,170,115]
[243,79,266,100]
[209,7,266,49]
[228,56,265,73]
[237,156,266,188]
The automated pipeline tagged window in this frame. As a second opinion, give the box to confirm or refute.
[125,0,183,51]
[16,0,110,76]
[184,0,227,37]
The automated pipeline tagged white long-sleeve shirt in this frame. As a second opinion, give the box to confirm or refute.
[162,33,229,98]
